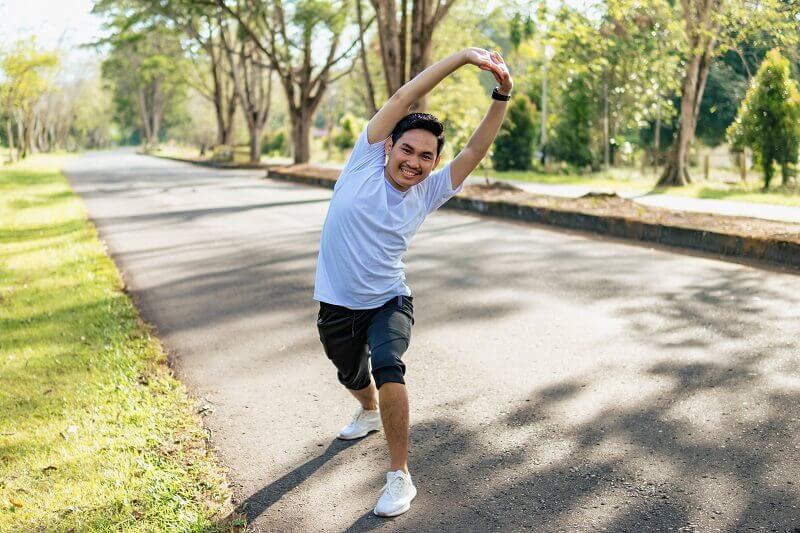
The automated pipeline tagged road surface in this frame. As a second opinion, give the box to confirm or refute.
[65,151,800,532]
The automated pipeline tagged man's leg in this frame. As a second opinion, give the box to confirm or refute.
[317,303,383,439]
[349,378,379,411]
[379,382,409,473]
[367,296,414,472]
[368,297,416,516]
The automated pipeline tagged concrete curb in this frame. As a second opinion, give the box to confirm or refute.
[150,153,269,170]
[147,154,800,270]
[267,168,800,270]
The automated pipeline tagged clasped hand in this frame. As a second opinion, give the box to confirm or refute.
[464,48,513,94]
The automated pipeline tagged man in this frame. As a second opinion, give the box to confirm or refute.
[314,47,513,517]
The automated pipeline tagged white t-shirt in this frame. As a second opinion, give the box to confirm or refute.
[314,128,463,309]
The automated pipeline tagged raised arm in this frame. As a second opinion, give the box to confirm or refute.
[367,48,507,144]
[450,51,513,189]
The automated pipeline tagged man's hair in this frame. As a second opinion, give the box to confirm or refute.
[391,113,445,156]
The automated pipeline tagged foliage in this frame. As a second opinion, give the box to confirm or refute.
[0,38,59,158]
[333,113,365,151]
[549,74,596,168]
[95,1,189,147]
[262,130,288,155]
[657,0,800,186]
[727,49,800,189]
[492,93,538,171]
[695,60,748,147]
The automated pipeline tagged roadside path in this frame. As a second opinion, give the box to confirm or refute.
[66,151,800,531]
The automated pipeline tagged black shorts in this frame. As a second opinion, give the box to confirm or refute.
[317,295,414,390]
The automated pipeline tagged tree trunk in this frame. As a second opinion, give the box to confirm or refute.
[6,119,16,162]
[371,0,404,97]
[409,0,435,111]
[356,0,378,116]
[291,110,311,164]
[658,1,719,187]
[223,85,237,145]
[211,61,228,146]
[370,0,453,106]
[602,71,610,169]
[20,113,33,159]
[658,55,703,186]
[211,44,237,146]
[248,120,264,162]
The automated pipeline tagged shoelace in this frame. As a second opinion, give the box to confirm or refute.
[349,407,364,426]
[381,475,408,499]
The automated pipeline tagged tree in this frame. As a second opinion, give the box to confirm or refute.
[100,25,188,148]
[727,49,800,189]
[658,0,799,186]
[365,0,457,111]
[146,0,240,146]
[217,0,360,164]
[492,93,537,171]
[0,38,58,160]
[219,28,272,162]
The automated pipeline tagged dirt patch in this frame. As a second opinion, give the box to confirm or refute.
[463,183,800,245]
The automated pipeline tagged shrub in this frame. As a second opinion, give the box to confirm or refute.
[262,131,287,155]
[726,49,800,189]
[492,94,537,171]
[334,113,365,151]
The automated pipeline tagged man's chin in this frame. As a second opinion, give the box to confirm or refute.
[398,173,424,187]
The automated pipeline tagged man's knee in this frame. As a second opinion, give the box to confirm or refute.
[371,339,407,389]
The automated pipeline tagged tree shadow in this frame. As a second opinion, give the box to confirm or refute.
[214,438,361,527]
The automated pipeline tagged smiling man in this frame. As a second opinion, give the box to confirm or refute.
[314,47,512,517]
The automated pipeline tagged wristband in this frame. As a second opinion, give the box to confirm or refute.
[491,87,511,101]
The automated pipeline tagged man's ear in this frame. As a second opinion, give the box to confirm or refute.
[384,138,393,156]
[433,154,441,169]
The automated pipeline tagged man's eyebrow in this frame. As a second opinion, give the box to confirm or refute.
[400,142,434,156]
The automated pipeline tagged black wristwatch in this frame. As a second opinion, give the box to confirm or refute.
[491,87,511,101]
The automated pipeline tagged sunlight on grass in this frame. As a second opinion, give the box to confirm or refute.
[0,155,231,531]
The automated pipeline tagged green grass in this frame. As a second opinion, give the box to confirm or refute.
[656,180,800,207]
[0,156,232,531]
[489,168,652,192]
[489,166,800,207]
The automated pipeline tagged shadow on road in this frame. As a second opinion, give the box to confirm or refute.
[65,156,800,531]
[221,438,361,526]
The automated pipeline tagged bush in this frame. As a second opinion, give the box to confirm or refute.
[262,131,287,156]
[333,113,365,152]
[726,48,800,189]
[492,94,537,171]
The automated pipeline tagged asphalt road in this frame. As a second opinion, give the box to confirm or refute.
[65,151,800,532]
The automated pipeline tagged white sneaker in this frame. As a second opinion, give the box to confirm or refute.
[337,406,382,440]
[374,470,417,517]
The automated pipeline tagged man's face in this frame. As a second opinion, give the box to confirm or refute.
[384,129,440,191]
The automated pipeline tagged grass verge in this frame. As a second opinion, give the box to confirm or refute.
[0,155,234,531]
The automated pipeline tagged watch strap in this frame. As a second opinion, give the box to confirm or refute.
[491,87,511,101]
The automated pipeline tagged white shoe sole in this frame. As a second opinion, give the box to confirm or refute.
[373,493,416,517]
[336,427,380,440]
